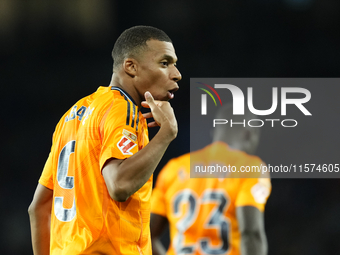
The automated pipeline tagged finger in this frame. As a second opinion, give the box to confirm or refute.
[142,112,153,119]
[147,122,160,128]
[141,101,150,108]
[145,91,157,110]
[142,100,165,109]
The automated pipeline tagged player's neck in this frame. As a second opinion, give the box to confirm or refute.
[109,73,141,108]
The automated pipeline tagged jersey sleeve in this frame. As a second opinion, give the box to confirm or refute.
[99,99,140,171]
[151,160,175,217]
[38,128,59,190]
[235,176,271,212]
[39,152,54,190]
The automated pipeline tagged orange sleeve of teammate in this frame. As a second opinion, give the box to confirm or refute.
[99,99,140,171]
[235,177,271,212]
[151,160,175,217]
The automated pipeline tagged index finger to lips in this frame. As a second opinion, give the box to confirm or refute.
[153,100,164,106]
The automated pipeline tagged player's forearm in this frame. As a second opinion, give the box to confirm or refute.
[28,206,51,255]
[105,126,175,202]
[240,231,267,255]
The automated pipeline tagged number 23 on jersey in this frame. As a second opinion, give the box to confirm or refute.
[172,189,230,255]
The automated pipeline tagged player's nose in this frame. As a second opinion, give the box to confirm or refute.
[171,66,182,82]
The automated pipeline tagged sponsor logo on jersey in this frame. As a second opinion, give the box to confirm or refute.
[178,168,189,181]
[117,136,137,155]
[251,181,270,204]
[123,129,137,142]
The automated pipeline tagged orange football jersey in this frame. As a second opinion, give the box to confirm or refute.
[151,142,271,255]
[39,86,152,255]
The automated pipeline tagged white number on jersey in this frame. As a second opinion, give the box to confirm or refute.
[54,140,77,222]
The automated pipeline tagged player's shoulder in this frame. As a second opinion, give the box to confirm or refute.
[227,146,263,165]
[157,153,191,184]
[79,86,136,108]
[244,152,263,165]
[62,86,111,114]
[172,152,191,164]
[98,87,138,119]
[162,153,190,174]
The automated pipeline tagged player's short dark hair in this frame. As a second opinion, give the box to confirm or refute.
[112,25,172,71]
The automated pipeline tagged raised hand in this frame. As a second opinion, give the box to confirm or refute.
[142,91,178,140]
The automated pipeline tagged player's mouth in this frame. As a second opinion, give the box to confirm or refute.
[167,87,179,100]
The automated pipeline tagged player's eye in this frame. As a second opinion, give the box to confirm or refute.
[161,61,168,66]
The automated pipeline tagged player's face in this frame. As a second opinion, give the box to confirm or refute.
[135,39,182,101]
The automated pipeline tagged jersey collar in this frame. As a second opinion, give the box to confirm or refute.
[111,86,137,105]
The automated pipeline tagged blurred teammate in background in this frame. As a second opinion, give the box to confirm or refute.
[150,104,271,255]
[28,25,181,255]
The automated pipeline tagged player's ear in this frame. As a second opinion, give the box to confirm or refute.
[123,58,138,77]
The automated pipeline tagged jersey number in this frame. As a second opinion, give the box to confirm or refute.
[54,140,77,222]
[173,190,229,255]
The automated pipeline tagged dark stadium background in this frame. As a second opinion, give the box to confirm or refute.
[1,1,340,254]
